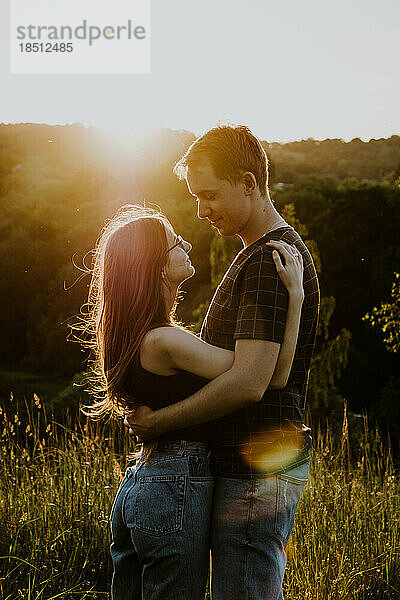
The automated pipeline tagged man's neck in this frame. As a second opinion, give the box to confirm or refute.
[238,194,288,248]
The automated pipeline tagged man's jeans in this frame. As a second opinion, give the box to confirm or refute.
[110,440,214,600]
[211,458,310,600]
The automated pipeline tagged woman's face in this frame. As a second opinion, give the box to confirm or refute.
[164,224,195,286]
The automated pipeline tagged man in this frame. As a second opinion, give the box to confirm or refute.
[128,124,320,599]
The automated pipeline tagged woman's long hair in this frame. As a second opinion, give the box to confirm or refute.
[75,204,176,420]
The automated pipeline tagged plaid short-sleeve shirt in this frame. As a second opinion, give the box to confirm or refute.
[201,226,320,478]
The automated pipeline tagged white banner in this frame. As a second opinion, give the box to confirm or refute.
[10,0,151,74]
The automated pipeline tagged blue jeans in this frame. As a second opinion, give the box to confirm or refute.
[211,458,310,600]
[110,440,214,600]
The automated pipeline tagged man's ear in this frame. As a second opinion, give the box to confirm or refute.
[242,171,257,195]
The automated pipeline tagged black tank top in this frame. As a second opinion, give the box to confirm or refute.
[127,363,211,443]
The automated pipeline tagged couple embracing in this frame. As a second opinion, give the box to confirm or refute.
[83,124,320,599]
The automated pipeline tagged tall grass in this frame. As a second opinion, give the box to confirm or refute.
[0,395,399,599]
[286,407,399,599]
[0,394,123,599]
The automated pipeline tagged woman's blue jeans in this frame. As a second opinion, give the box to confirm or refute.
[110,440,214,600]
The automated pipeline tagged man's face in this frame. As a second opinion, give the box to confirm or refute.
[186,159,251,237]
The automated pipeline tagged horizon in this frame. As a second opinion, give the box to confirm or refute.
[1,120,398,146]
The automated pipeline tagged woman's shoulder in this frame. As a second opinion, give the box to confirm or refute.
[140,325,190,375]
[142,324,189,347]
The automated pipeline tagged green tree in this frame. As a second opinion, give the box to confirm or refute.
[308,296,352,411]
[363,272,400,354]
[210,233,242,290]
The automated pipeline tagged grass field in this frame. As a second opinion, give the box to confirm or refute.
[1,393,399,600]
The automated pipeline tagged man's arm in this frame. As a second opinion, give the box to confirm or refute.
[127,338,280,440]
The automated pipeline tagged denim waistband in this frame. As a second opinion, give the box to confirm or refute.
[154,439,211,456]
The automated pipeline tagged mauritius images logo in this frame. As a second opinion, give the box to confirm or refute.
[11,0,151,74]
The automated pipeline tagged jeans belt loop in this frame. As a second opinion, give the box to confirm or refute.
[179,439,185,455]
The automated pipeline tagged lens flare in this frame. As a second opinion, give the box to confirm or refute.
[213,427,309,525]
[239,426,306,474]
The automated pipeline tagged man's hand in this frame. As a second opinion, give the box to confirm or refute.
[124,405,159,442]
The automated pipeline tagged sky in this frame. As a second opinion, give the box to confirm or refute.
[1,0,399,142]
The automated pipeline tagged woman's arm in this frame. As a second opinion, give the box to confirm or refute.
[268,295,303,388]
[141,326,234,380]
[266,240,304,389]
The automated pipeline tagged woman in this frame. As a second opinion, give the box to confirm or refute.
[80,204,304,600]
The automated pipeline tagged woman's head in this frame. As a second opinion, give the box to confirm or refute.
[79,204,194,419]
[163,224,194,288]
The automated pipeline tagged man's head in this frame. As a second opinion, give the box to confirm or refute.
[173,124,270,237]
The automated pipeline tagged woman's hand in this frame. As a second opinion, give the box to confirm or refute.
[124,405,159,442]
[266,240,304,302]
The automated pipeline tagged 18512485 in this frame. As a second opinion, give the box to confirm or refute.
[19,43,73,52]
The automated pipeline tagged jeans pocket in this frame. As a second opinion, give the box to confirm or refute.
[189,455,214,479]
[133,475,187,536]
[274,461,309,547]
